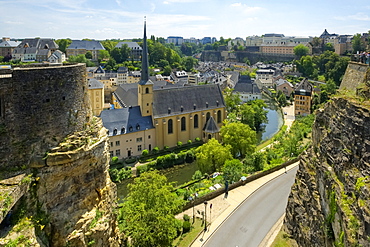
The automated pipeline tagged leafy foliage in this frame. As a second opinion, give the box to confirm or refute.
[119,171,185,247]
[195,139,233,174]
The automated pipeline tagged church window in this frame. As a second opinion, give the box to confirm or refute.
[181,117,186,131]
[206,112,210,122]
[217,110,222,123]
[168,119,173,134]
[145,87,149,94]
[194,114,199,128]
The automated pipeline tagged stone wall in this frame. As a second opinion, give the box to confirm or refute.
[0,63,91,172]
[340,62,370,92]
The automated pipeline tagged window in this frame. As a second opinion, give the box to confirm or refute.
[194,114,199,128]
[136,137,143,142]
[168,119,173,134]
[145,87,149,94]
[149,144,152,151]
[115,141,120,146]
[138,145,142,151]
[113,128,117,135]
[206,112,210,122]
[121,127,125,134]
[148,135,151,139]
[217,110,222,123]
[109,151,113,157]
[110,142,113,147]
[181,117,186,131]
[115,149,121,156]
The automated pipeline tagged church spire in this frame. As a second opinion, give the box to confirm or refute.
[139,17,153,85]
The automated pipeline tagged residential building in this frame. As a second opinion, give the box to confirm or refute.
[233,75,261,103]
[276,78,294,97]
[66,40,105,61]
[167,36,184,45]
[101,21,226,159]
[48,50,66,63]
[294,78,313,116]
[0,38,20,57]
[12,38,59,62]
[88,78,104,116]
[115,42,142,61]
[117,67,128,84]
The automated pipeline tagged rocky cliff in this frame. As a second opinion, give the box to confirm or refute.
[283,63,370,246]
[0,64,120,246]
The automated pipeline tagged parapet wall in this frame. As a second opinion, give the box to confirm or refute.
[0,63,92,172]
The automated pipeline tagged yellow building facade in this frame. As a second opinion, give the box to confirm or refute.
[88,79,104,116]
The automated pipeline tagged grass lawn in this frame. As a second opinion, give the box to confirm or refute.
[271,230,298,247]
[173,218,204,247]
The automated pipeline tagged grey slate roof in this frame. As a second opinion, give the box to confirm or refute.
[234,75,261,94]
[100,106,154,137]
[88,78,104,89]
[113,83,139,107]
[68,40,105,50]
[0,40,20,48]
[203,116,220,133]
[17,38,58,49]
[115,42,142,50]
[152,84,225,118]
[275,78,293,88]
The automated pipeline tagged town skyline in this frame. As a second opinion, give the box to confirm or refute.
[1,0,370,40]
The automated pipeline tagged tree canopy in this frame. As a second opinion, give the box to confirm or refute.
[119,171,184,247]
[195,138,233,174]
[220,122,256,158]
[294,44,310,58]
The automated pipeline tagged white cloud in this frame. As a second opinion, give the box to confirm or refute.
[230,3,263,14]
[231,3,242,7]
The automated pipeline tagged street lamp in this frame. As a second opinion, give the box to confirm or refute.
[204,201,208,231]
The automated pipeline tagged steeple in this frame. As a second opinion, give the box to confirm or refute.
[139,17,153,85]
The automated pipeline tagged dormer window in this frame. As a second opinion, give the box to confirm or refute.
[129,126,133,132]
[206,102,209,108]
[136,124,140,130]
[193,104,196,110]
[121,127,125,134]
[168,107,171,114]
[113,128,117,135]
[181,106,184,112]
[216,100,219,107]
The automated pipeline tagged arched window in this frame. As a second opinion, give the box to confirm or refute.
[208,134,212,140]
[113,128,117,135]
[121,127,125,134]
[217,110,222,123]
[145,87,149,94]
[206,112,210,122]
[181,117,186,131]
[168,119,173,134]
[194,114,199,128]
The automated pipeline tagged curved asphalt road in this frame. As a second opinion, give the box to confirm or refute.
[203,166,298,247]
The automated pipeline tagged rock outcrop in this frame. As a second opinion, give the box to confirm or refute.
[283,63,370,246]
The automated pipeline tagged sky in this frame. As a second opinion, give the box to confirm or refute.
[1,0,370,40]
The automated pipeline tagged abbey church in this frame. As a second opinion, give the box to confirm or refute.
[100,22,226,159]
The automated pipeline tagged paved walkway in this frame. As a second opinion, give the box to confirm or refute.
[176,162,299,247]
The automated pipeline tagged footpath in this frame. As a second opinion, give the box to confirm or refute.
[176,161,299,247]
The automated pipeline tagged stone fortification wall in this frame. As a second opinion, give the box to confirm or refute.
[0,63,91,172]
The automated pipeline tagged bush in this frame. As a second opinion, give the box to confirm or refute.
[182,221,191,233]
[183,214,190,222]
[187,139,192,144]
[125,157,136,164]
[192,170,203,180]
[111,156,119,164]
[177,141,183,147]
[164,145,169,150]
[136,164,148,175]
[195,137,201,142]
[152,146,159,153]
[141,149,149,156]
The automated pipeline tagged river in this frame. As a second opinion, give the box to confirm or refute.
[116,96,283,201]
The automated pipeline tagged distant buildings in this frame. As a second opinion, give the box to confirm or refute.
[12,38,59,62]
[294,78,313,116]
[0,37,20,57]
[66,40,105,61]
[115,42,142,61]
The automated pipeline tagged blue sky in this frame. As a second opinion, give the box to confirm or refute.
[1,0,370,40]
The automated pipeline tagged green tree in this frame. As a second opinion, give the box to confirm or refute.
[67,54,95,66]
[119,171,184,247]
[276,90,287,107]
[220,122,256,158]
[182,56,197,71]
[294,44,309,58]
[223,159,243,183]
[85,51,93,59]
[240,100,268,131]
[324,43,335,52]
[223,87,241,113]
[100,40,118,53]
[98,50,110,61]
[55,38,72,53]
[352,33,365,53]
[195,138,233,174]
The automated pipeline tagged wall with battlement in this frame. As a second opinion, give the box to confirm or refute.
[0,63,92,172]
